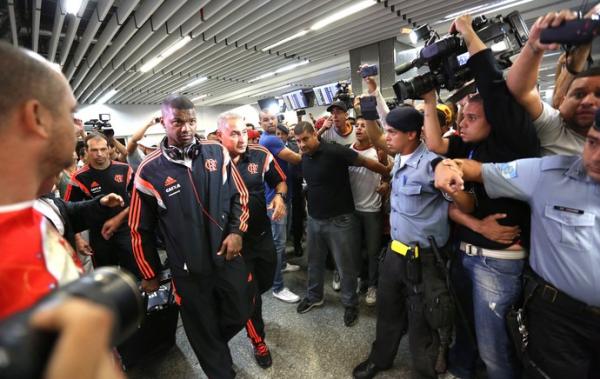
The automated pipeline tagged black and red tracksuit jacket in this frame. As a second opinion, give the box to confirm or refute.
[64,161,133,233]
[129,140,249,279]
[235,144,286,244]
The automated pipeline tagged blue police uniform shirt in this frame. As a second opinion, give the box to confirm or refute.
[482,155,600,306]
[390,142,450,248]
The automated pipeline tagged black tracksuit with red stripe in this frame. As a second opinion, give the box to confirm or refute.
[64,161,139,276]
[235,144,286,345]
[129,139,251,379]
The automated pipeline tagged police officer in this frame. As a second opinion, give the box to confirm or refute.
[434,113,600,378]
[353,106,471,378]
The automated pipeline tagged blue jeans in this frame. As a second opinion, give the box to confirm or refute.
[306,213,360,307]
[268,208,287,293]
[355,210,382,287]
[449,250,524,379]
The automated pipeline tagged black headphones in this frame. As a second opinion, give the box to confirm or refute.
[163,138,201,160]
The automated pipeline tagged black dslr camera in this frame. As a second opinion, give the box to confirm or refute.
[0,267,144,379]
[393,11,529,101]
[334,81,355,110]
[84,113,115,137]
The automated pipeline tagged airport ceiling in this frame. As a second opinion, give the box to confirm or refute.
[0,0,587,106]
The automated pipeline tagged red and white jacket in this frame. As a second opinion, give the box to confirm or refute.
[0,202,82,320]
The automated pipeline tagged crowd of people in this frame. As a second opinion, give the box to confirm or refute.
[0,7,599,379]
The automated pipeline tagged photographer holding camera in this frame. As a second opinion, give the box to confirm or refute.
[422,15,540,379]
[507,9,600,156]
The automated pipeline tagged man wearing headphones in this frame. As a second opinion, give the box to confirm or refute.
[129,95,252,379]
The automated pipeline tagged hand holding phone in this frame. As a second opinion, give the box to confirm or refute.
[359,96,379,120]
[359,64,378,78]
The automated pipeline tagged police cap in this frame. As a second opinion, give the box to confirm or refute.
[385,106,424,132]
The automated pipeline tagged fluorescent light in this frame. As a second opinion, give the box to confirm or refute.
[248,72,275,83]
[266,103,279,114]
[248,60,310,83]
[179,76,208,91]
[490,40,508,52]
[262,30,309,52]
[274,60,309,74]
[547,73,556,77]
[253,85,291,97]
[95,89,118,105]
[64,0,83,15]
[310,0,376,30]
[443,0,534,20]
[140,36,192,73]
[191,94,209,102]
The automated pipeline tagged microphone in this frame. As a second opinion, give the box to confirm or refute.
[395,58,422,75]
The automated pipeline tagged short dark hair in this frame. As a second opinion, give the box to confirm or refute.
[466,93,483,105]
[294,121,314,135]
[575,65,600,80]
[0,42,65,121]
[85,132,109,148]
[161,94,194,114]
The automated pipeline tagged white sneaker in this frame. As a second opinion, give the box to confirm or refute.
[332,271,341,291]
[366,286,377,306]
[273,287,300,303]
[282,263,300,273]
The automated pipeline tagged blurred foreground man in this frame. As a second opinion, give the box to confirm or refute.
[0,41,122,378]
[0,41,81,318]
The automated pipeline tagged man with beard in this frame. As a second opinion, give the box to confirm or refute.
[0,41,82,318]
[217,112,287,368]
[65,133,138,277]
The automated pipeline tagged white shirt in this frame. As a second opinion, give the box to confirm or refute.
[348,144,382,212]
[534,101,586,156]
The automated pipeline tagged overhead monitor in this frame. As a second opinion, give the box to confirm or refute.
[313,82,339,106]
[281,89,308,110]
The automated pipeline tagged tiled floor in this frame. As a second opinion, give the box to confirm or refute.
[128,250,413,379]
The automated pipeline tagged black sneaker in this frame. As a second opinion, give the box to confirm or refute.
[296,297,324,314]
[344,306,358,327]
[253,341,272,368]
[353,359,383,379]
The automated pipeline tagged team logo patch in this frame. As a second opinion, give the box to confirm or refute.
[90,181,100,188]
[205,159,218,172]
[114,174,123,183]
[498,162,518,179]
[164,176,177,187]
[247,163,259,174]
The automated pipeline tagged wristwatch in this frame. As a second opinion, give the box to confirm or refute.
[276,192,287,201]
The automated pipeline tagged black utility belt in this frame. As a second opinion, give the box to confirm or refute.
[529,272,600,317]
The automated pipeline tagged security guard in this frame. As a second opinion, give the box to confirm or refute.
[354,106,469,378]
[434,114,600,378]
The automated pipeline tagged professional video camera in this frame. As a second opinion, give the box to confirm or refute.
[334,81,355,110]
[393,11,529,101]
[84,113,114,137]
[0,267,143,379]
